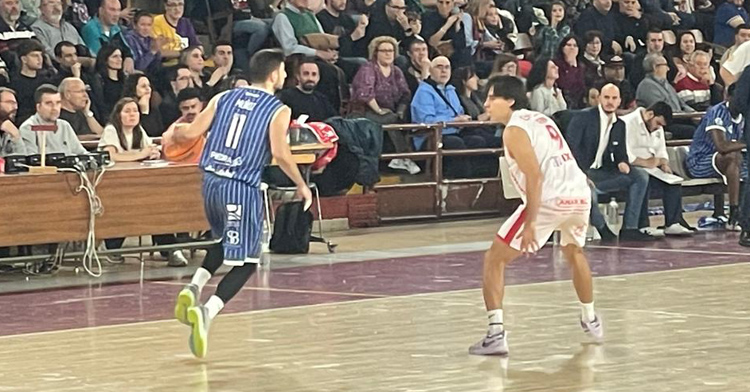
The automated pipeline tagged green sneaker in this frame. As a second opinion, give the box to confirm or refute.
[174,284,199,325]
[187,305,211,358]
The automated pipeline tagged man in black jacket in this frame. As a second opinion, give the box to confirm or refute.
[567,83,655,242]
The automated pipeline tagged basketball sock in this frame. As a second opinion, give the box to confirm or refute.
[581,302,596,323]
[190,268,212,291]
[488,309,504,335]
[205,295,225,319]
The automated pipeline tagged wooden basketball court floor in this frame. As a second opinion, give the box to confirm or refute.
[1,218,749,391]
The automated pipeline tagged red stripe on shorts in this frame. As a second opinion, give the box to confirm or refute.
[497,208,526,245]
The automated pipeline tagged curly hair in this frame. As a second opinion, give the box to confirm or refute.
[368,36,399,61]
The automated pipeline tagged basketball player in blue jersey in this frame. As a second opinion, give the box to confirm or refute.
[172,49,312,358]
[686,84,746,229]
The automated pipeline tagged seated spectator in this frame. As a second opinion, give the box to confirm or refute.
[674,50,712,111]
[566,83,654,241]
[687,85,746,228]
[350,36,417,174]
[534,1,571,59]
[152,0,200,64]
[121,73,164,137]
[422,0,471,68]
[94,45,125,120]
[614,0,650,54]
[721,40,750,86]
[636,53,696,138]
[584,83,601,107]
[31,0,89,63]
[451,65,500,158]
[399,10,426,56]
[9,39,51,124]
[362,0,415,51]
[162,87,204,163]
[602,55,635,110]
[350,37,410,124]
[271,0,349,108]
[5,84,86,155]
[411,56,489,178]
[64,0,91,31]
[630,28,664,88]
[0,86,20,155]
[490,53,520,79]
[574,0,620,55]
[0,0,36,73]
[159,64,194,125]
[180,46,227,98]
[720,24,750,67]
[277,57,337,121]
[622,101,693,236]
[527,56,568,117]
[668,31,697,85]
[475,6,513,59]
[58,77,103,135]
[581,30,604,86]
[203,41,238,98]
[714,0,749,47]
[317,0,369,59]
[123,11,162,72]
[80,0,133,74]
[98,97,189,267]
[554,35,586,109]
[399,38,430,95]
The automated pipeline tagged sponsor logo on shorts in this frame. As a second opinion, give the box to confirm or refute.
[227,204,242,221]
[556,197,589,207]
[226,230,240,245]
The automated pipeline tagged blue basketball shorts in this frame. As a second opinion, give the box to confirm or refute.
[202,173,263,266]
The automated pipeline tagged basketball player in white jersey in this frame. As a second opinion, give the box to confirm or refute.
[469,76,603,356]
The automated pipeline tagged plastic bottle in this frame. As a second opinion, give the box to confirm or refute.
[260,220,271,266]
[607,197,619,225]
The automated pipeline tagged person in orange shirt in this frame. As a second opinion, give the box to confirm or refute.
[162,87,205,163]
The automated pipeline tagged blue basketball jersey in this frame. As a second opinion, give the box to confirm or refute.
[200,87,284,186]
[688,102,744,161]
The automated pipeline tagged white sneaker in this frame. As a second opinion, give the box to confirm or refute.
[168,250,189,267]
[401,158,421,174]
[388,159,408,172]
[664,223,693,236]
[640,227,665,237]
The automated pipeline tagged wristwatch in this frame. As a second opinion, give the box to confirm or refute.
[86,110,95,118]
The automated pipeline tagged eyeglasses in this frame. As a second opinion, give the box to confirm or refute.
[378,49,395,53]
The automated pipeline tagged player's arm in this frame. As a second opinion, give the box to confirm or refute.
[269,106,313,206]
[709,129,746,154]
[503,126,542,253]
[173,92,225,142]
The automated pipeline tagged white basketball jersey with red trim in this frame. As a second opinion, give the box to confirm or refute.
[505,109,589,204]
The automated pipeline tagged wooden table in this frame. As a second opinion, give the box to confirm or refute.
[0,143,333,248]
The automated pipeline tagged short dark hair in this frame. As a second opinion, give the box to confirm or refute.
[297,57,318,73]
[646,101,673,125]
[176,87,202,104]
[169,64,191,81]
[486,75,530,110]
[54,40,76,58]
[34,84,59,104]
[18,39,45,57]
[647,28,663,37]
[736,24,750,34]
[213,40,232,53]
[133,10,153,25]
[247,49,285,84]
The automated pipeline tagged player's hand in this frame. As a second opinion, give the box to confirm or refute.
[516,223,539,257]
[618,162,630,174]
[296,184,313,211]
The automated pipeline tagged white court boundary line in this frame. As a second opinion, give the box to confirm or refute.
[2,261,749,341]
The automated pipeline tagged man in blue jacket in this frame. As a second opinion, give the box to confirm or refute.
[567,83,655,242]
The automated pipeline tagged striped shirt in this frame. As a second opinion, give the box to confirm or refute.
[688,102,744,162]
[674,73,711,110]
[199,87,284,187]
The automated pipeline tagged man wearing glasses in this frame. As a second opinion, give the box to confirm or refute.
[153,0,200,63]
